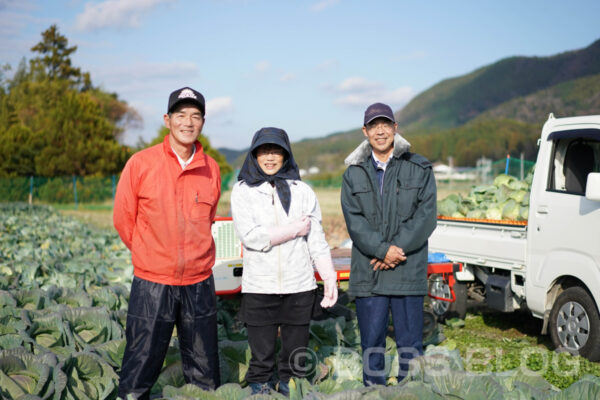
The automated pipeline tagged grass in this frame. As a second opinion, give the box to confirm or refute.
[442,307,600,389]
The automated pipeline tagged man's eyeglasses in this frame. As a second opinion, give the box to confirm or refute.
[366,120,394,131]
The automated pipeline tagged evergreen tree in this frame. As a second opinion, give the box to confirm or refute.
[0,124,41,177]
[30,24,82,85]
[0,25,135,177]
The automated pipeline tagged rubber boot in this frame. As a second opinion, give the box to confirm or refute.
[278,380,290,397]
[249,382,273,395]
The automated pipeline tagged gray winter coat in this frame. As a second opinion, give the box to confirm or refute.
[341,134,437,297]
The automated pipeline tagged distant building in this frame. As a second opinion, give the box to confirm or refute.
[433,163,476,181]
[433,164,452,174]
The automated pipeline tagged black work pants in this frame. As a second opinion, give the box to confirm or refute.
[118,276,220,399]
[246,323,311,384]
[241,290,315,384]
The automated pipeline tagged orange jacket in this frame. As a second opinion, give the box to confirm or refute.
[113,135,221,285]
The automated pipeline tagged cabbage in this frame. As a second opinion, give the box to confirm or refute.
[493,174,516,187]
[438,172,532,221]
[324,347,363,382]
[520,206,529,220]
[485,207,503,220]
[438,198,459,217]
[502,200,519,220]
[466,209,486,219]
[0,353,53,399]
[63,307,124,348]
[59,352,118,399]
[495,184,512,203]
[509,190,528,203]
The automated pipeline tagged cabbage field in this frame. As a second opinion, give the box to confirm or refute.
[437,173,532,221]
[2,203,600,399]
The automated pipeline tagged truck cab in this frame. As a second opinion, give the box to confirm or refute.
[528,114,600,359]
[429,113,600,360]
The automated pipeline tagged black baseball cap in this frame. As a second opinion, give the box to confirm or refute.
[364,102,395,126]
[167,87,206,115]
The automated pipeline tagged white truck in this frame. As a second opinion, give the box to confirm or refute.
[429,113,600,361]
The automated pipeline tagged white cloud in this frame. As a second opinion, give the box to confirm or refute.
[255,60,270,73]
[206,96,233,117]
[92,61,199,93]
[338,76,382,92]
[280,72,296,82]
[333,76,415,109]
[310,0,340,12]
[75,0,173,31]
[315,58,337,71]
[0,0,36,12]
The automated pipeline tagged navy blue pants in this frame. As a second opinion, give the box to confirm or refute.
[355,295,424,386]
[118,276,220,399]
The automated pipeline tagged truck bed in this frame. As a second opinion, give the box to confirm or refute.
[429,217,527,271]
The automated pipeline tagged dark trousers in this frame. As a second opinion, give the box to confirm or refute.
[241,290,315,384]
[118,276,220,399]
[355,295,424,386]
[246,323,310,384]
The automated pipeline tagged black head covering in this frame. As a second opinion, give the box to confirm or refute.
[238,127,301,215]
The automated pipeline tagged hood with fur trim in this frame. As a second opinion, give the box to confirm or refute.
[344,133,411,166]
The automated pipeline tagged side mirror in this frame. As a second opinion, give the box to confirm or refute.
[585,173,600,201]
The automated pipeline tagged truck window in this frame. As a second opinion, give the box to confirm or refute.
[549,138,600,195]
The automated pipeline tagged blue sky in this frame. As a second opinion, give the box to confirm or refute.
[1,0,600,150]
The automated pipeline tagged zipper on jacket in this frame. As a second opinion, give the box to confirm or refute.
[273,190,283,291]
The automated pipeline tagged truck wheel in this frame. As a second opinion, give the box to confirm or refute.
[549,286,600,361]
[429,275,467,321]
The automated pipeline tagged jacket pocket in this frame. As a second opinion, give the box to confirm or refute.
[190,192,215,220]
[396,178,423,218]
[351,184,377,222]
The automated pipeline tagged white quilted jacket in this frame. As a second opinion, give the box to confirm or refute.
[230,179,331,294]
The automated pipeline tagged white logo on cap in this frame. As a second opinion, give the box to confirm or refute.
[178,88,197,99]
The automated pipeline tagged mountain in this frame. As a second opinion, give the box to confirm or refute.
[226,39,600,173]
[475,73,600,123]
[406,118,540,166]
[395,39,600,132]
[290,129,364,173]
[217,147,246,166]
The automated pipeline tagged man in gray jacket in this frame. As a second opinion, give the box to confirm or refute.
[341,102,437,385]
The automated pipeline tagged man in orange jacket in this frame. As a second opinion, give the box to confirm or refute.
[114,87,221,398]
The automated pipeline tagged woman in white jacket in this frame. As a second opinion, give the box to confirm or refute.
[231,127,338,396]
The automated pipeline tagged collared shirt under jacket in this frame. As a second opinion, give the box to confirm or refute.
[113,135,221,286]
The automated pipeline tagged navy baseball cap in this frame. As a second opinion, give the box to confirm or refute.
[364,103,395,126]
[167,87,206,115]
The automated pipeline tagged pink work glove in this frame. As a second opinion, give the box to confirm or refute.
[269,215,311,246]
[315,256,338,308]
